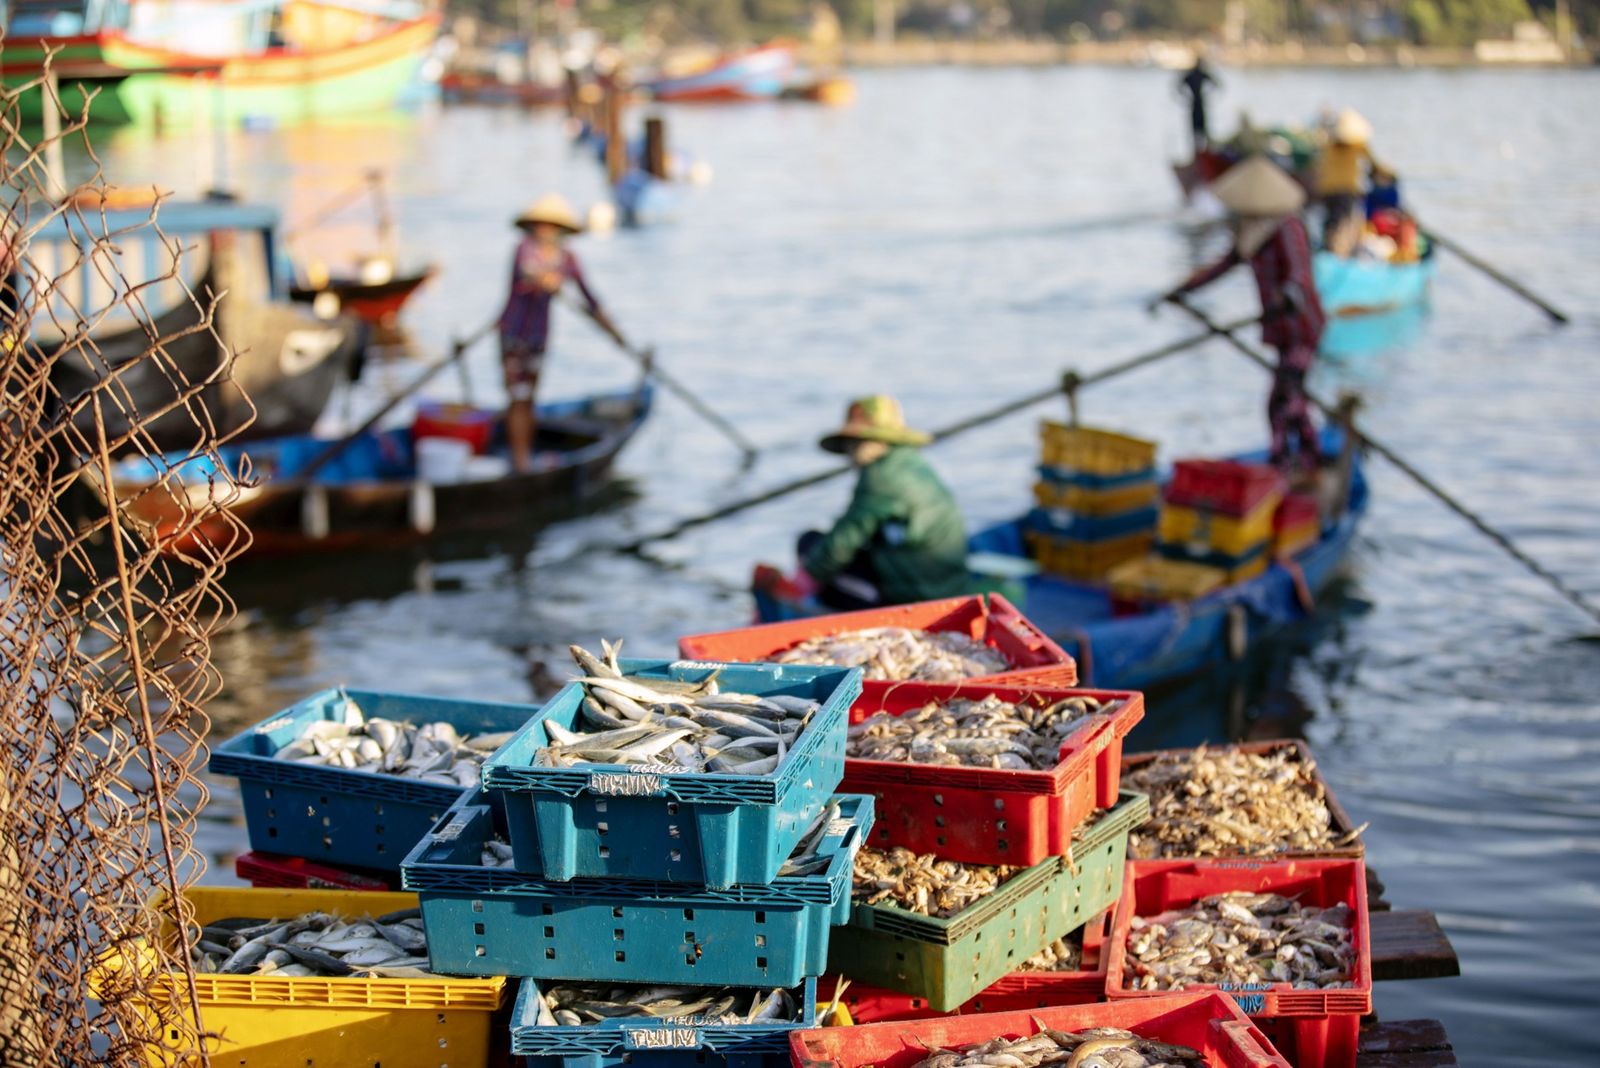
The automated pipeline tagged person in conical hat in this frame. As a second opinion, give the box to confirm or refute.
[795,395,968,610]
[498,194,625,472]
[1151,157,1326,474]
[1314,108,1388,256]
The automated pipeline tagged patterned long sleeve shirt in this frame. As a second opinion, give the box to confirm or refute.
[498,239,601,349]
[1180,216,1325,358]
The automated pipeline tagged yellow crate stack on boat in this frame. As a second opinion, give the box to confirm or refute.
[1027,423,1160,581]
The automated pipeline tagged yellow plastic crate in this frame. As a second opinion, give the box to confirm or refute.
[1033,478,1159,516]
[1106,554,1228,602]
[104,887,507,1067]
[1157,493,1282,558]
[1274,519,1321,558]
[1026,528,1153,580]
[1039,423,1158,476]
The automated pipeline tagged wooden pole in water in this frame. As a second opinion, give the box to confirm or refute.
[604,85,627,186]
[643,116,667,181]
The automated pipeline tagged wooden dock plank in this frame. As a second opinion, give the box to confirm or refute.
[1356,1019,1457,1068]
[1370,910,1460,981]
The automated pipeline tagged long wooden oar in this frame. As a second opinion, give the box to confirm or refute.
[1172,297,1600,630]
[1419,226,1569,324]
[562,295,758,461]
[616,314,1261,554]
[297,315,499,481]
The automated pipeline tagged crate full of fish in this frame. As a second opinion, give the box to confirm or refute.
[1122,740,1365,861]
[788,991,1292,1068]
[208,688,539,872]
[402,788,872,986]
[234,851,394,891]
[958,906,1113,1014]
[841,681,1144,867]
[511,978,816,1068]
[1104,859,1371,1068]
[480,647,861,888]
[91,887,506,1066]
[828,790,1148,1012]
[677,593,1077,688]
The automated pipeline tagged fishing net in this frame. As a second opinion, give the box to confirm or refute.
[0,63,252,1065]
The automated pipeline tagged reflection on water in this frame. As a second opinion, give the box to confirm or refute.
[82,65,1600,1066]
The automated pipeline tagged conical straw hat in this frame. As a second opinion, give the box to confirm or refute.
[1212,156,1306,218]
[1334,108,1373,145]
[515,194,583,233]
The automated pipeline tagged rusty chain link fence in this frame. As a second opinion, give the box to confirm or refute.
[2,59,254,1066]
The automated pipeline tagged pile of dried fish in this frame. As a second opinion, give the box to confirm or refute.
[908,1028,1205,1068]
[1018,934,1084,972]
[853,846,1018,918]
[848,694,1118,770]
[534,642,822,774]
[188,908,430,978]
[1124,892,1357,991]
[271,698,515,788]
[774,627,1009,682]
[1125,745,1365,858]
[531,983,798,1026]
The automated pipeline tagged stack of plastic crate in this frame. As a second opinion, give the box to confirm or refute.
[1155,459,1288,582]
[1024,423,1160,581]
[400,657,875,1068]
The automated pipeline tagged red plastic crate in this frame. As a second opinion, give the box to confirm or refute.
[1104,859,1372,1068]
[234,851,395,891]
[678,594,1076,688]
[820,976,943,1024]
[790,992,1291,1068]
[1274,494,1319,533]
[413,402,495,454]
[843,682,1143,866]
[1166,460,1288,518]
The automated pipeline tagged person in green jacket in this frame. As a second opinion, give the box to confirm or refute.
[798,395,969,610]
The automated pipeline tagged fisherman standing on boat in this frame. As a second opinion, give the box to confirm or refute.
[796,395,968,610]
[1315,109,1384,256]
[1153,157,1326,475]
[1177,56,1219,154]
[499,194,625,473]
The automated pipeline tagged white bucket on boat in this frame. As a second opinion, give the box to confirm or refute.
[415,436,472,484]
[462,455,512,482]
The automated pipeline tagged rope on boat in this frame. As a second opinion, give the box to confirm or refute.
[616,314,1262,554]
[1173,298,1600,631]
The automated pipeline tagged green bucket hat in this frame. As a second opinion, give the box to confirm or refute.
[819,395,932,454]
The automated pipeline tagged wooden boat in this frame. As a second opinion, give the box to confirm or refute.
[644,44,794,103]
[1,0,438,125]
[103,383,653,556]
[36,196,362,452]
[753,433,1367,691]
[289,265,435,329]
[1314,250,1435,318]
[779,74,855,105]
[438,71,565,107]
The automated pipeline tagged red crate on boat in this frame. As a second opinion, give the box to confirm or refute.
[1273,494,1321,558]
[1104,859,1371,1068]
[1166,460,1288,518]
[234,851,394,891]
[678,594,1076,688]
[412,402,495,455]
[790,991,1292,1068]
[843,682,1142,866]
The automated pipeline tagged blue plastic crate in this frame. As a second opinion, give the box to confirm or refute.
[209,688,541,873]
[480,658,861,888]
[401,789,871,986]
[1156,540,1269,570]
[1025,505,1159,543]
[511,977,816,1068]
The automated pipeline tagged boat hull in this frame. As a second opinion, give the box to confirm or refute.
[2,16,438,125]
[289,267,435,327]
[646,45,794,102]
[1314,251,1434,318]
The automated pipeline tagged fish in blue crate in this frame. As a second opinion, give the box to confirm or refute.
[529,983,800,1026]
[542,641,824,775]
[269,691,518,786]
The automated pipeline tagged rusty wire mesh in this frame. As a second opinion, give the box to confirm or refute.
[1,61,255,1066]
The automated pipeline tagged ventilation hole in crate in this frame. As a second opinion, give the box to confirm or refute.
[472,900,484,914]
[876,827,889,839]
[667,802,679,815]
[263,788,273,800]
[598,822,609,835]
[615,951,626,962]
[696,1054,709,1065]
[997,839,1008,851]
[595,801,607,813]
[1006,948,1015,958]
[474,923,485,936]
[754,911,764,923]
[548,927,557,938]
[756,957,767,969]
[375,803,384,815]
[475,945,486,957]
[668,825,680,839]
[996,820,1007,831]
[993,798,1005,811]
[934,816,945,828]
[322,816,331,827]
[266,808,276,819]
[614,929,624,940]
[375,842,385,854]
[375,824,385,835]
[599,846,611,858]
[267,827,278,838]
[621,1055,632,1066]
[686,954,696,966]
[325,837,336,850]
[684,908,695,920]
[542,904,554,916]
[894,951,905,962]
[614,907,625,918]
[936,836,946,847]
[685,931,695,942]
[545,948,555,959]
[306,806,316,818]
[319,796,329,805]
[669,850,681,862]
[933,794,944,807]
[754,934,766,947]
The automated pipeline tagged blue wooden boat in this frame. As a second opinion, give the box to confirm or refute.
[1320,302,1430,360]
[753,434,1367,691]
[644,44,794,102]
[104,383,653,556]
[1314,250,1435,318]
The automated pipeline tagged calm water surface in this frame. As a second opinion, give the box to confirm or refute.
[91,65,1600,1065]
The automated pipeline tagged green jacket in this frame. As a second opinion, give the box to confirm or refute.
[804,446,969,604]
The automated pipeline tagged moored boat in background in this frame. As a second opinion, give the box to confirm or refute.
[644,43,794,102]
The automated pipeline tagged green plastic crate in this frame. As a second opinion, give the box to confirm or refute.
[827,789,1148,1012]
